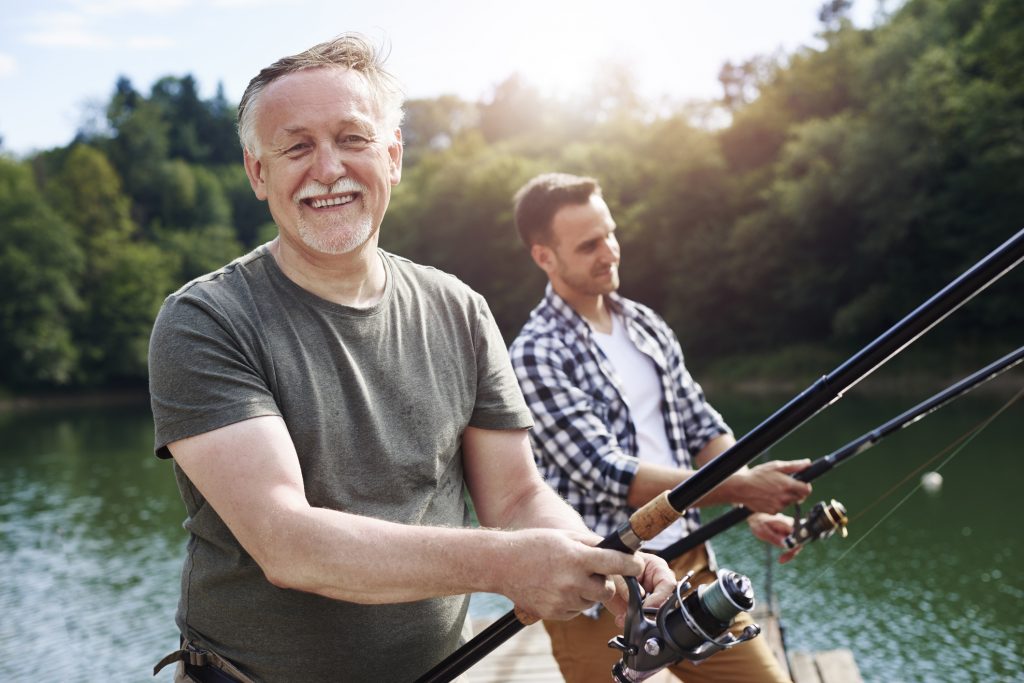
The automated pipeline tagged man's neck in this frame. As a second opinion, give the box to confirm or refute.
[270,236,387,308]
[554,284,613,334]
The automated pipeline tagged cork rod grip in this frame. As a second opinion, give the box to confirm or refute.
[629,491,681,541]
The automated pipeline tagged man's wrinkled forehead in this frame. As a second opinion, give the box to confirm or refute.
[253,67,385,140]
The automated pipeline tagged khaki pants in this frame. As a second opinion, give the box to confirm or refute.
[543,546,792,683]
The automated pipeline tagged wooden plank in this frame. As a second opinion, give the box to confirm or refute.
[813,649,864,683]
[790,651,823,683]
[463,617,862,683]
[465,621,562,683]
[464,620,677,683]
[751,607,791,679]
[791,649,862,683]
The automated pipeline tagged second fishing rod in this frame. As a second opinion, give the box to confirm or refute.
[653,344,1024,562]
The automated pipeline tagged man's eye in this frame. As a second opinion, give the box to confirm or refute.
[342,135,371,146]
[285,143,310,155]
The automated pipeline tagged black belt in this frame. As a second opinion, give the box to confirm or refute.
[154,637,250,683]
[183,661,241,683]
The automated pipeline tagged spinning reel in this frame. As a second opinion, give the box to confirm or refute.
[608,568,761,682]
[783,498,849,549]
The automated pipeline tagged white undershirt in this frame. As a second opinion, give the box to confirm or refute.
[591,314,683,550]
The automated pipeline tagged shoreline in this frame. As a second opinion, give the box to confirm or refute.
[0,387,151,413]
[2,370,1018,415]
[700,370,1023,399]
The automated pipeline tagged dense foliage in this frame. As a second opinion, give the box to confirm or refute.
[2,0,1021,392]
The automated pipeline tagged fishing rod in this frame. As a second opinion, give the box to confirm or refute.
[415,227,1024,683]
[653,343,1024,562]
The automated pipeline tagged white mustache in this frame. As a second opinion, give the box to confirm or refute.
[294,178,366,202]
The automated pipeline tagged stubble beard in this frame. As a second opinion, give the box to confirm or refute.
[596,272,620,296]
[561,264,620,297]
[292,177,378,255]
[296,212,377,255]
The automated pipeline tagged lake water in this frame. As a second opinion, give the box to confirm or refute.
[0,382,1021,682]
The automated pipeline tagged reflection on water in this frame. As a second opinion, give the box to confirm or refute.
[709,389,1024,683]
[0,389,1021,682]
[0,404,182,682]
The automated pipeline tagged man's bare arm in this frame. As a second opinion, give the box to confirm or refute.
[169,417,663,617]
[625,434,811,512]
[462,426,675,619]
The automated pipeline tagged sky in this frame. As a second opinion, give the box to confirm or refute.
[0,0,886,157]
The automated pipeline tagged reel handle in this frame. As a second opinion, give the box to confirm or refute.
[784,498,849,549]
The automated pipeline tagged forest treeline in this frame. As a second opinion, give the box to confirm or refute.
[1,0,1022,393]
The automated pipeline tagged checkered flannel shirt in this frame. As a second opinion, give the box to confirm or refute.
[509,284,731,540]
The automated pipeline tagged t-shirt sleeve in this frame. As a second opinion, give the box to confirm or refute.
[467,297,534,431]
[148,291,281,458]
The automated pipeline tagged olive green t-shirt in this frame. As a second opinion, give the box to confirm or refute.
[149,245,533,682]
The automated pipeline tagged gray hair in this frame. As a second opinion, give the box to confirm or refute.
[237,33,405,154]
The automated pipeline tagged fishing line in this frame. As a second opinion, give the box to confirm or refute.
[806,385,1023,584]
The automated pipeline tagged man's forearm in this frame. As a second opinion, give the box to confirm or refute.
[256,504,566,604]
[496,480,592,536]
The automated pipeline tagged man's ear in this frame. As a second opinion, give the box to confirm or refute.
[530,243,555,274]
[243,148,268,200]
[388,128,404,185]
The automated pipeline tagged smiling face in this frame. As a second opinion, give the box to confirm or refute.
[242,66,403,257]
[532,193,621,306]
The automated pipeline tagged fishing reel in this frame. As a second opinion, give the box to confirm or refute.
[608,568,761,682]
[784,498,849,549]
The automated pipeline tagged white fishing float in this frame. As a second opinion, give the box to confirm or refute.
[920,471,943,494]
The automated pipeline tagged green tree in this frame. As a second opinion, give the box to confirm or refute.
[157,223,244,284]
[402,95,480,167]
[708,0,1023,358]
[103,77,171,229]
[47,145,175,384]
[384,136,546,339]
[148,75,240,165]
[213,164,272,247]
[156,159,233,229]
[478,76,547,144]
[0,157,84,387]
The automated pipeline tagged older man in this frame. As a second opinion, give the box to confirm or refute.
[149,37,673,682]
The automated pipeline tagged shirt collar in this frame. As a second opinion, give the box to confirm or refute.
[542,283,629,337]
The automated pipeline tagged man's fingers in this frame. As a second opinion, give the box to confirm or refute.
[779,545,803,564]
[583,547,645,578]
[643,575,676,608]
[582,575,617,605]
[603,574,636,621]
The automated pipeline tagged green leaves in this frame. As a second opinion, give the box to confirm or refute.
[2,0,1021,391]
[0,157,84,386]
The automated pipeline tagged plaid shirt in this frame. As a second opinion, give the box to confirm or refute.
[510,284,731,540]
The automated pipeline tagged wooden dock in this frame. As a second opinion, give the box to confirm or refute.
[464,621,562,682]
[466,610,863,683]
[789,649,864,683]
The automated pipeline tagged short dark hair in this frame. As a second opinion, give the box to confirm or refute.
[512,173,602,247]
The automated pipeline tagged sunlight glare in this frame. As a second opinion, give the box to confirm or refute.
[489,4,641,102]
